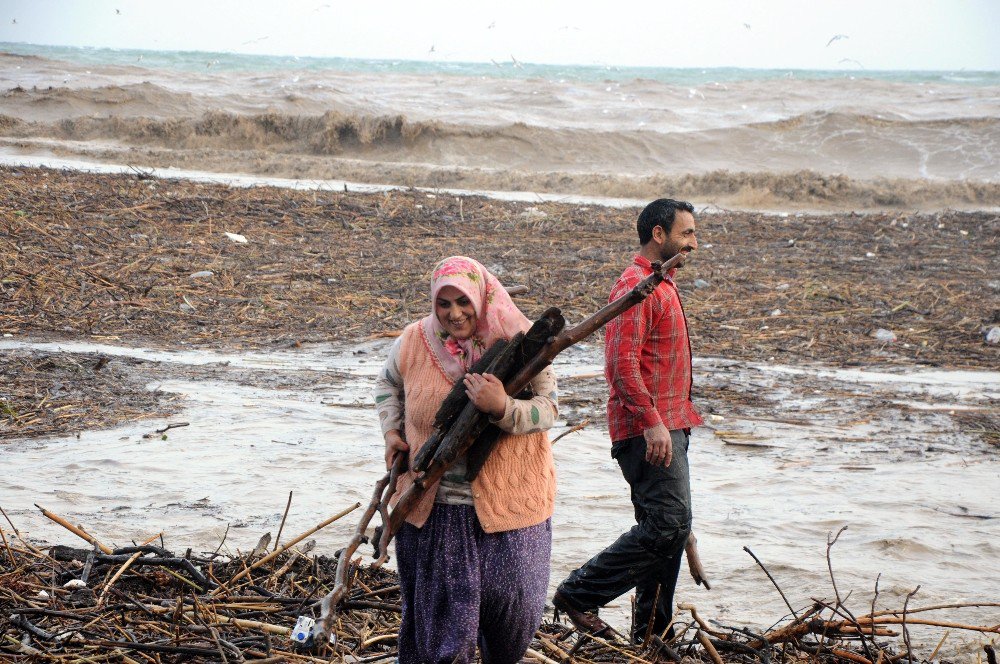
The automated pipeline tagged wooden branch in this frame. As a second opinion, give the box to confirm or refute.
[374,454,406,564]
[549,419,589,445]
[313,454,405,640]
[96,532,163,607]
[744,545,795,619]
[867,601,1000,617]
[686,533,711,589]
[677,602,727,639]
[747,618,897,649]
[273,490,293,552]
[697,629,725,664]
[505,253,684,397]
[317,466,395,635]
[858,616,1000,634]
[35,504,113,554]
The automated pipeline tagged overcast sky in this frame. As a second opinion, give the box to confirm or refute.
[1,0,998,70]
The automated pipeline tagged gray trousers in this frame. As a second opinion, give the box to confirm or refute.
[556,429,691,641]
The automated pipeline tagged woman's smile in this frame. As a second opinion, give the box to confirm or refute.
[435,285,478,339]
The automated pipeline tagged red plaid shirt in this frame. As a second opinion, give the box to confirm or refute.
[605,255,702,441]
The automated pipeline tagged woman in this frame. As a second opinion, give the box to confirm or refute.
[374,256,558,664]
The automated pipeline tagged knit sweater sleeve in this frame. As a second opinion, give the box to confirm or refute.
[373,336,404,436]
[490,364,558,434]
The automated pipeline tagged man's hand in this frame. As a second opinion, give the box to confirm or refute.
[384,429,409,469]
[464,373,508,419]
[643,423,673,467]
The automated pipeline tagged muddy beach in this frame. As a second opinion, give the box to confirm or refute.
[2,165,999,661]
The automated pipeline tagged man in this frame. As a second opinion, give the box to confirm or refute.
[553,198,703,642]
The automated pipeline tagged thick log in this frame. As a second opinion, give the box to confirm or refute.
[410,334,519,473]
[465,309,566,479]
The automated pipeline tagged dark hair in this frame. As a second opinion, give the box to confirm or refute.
[636,198,695,245]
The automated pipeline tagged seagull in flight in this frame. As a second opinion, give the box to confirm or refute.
[743,22,751,31]
[487,21,495,29]
[428,44,436,54]
[511,54,523,68]
[826,34,849,47]
[839,58,865,69]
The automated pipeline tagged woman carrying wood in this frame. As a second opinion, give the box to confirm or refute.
[373,255,558,664]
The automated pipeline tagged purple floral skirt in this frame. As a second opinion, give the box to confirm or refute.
[395,503,552,664]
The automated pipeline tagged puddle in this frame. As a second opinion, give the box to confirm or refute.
[1,338,997,655]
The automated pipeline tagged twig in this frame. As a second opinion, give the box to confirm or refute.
[744,546,798,621]
[697,629,725,664]
[826,525,849,609]
[525,647,562,664]
[374,454,406,565]
[550,419,589,445]
[903,586,920,664]
[317,464,400,639]
[273,491,293,552]
[928,630,950,661]
[643,583,662,646]
[870,572,881,623]
[95,532,163,607]
[677,603,726,638]
[35,504,113,553]
[154,422,189,434]
[0,523,17,567]
[826,526,876,662]
[868,601,1000,617]
[686,533,711,589]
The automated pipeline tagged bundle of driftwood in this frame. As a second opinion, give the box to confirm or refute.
[3,507,998,663]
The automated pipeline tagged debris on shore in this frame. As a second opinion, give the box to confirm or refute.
[2,508,997,663]
[2,166,996,369]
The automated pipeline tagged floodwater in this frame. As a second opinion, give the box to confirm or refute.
[1,338,997,657]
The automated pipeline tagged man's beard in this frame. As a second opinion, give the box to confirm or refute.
[661,244,690,265]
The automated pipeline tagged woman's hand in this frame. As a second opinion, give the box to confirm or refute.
[463,373,508,419]
[384,429,409,469]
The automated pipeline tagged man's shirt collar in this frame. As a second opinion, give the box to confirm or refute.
[633,254,677,281]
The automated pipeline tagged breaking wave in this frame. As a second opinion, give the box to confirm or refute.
[2,78,998,209]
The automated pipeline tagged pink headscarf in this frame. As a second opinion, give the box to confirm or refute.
[421,256,530,381]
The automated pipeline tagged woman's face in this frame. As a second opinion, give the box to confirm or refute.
[435,285,477,340]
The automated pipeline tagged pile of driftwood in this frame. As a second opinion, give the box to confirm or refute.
[2,166,997,369]
[3,506,998,663]
[0,350,175,440]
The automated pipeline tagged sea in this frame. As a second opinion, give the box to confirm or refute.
[1,42,999,210]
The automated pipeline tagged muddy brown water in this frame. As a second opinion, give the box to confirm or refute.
[1,338,997,658]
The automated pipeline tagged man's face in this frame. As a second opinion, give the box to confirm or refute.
[657,210,698,264]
